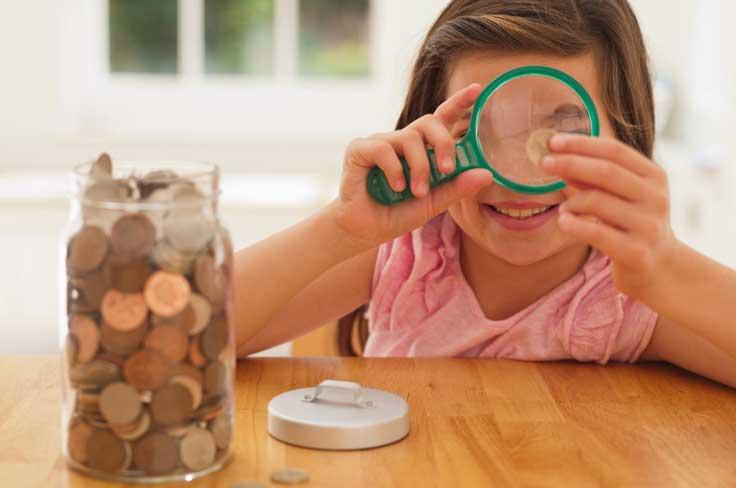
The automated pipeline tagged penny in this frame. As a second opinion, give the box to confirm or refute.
[204,360,228,397]
[69,315,100,364]
[171,374,203,410]
[187,293,212,335]
[70,360,122,389]
[67,269,109,313]
[179,427,216,471]
[115,410,151,442]
[67,420,94,464]
[66,334,78,367]
[124,349,171,391]
[133,432,179,475]
[67,226,109,276]
[171,363,204,385]
[111,213,156,258]
[100,382,142,425]
[201,316,229,361]
[77,391,101,411]
[96,352,127,368]
[91,153,113,180]
[103,253,152,293]
[189,336,207,367]
[144,271,191,318]
[87,429,131,473]
[271,468,310,485]
[151,383,194,426]
[152,239,197,275]
[209,414,232,450]
[166,422,197,438]
[100,321,147,356]
[526,128,557,165]
[101,290,148,332]
[194,396,225,421]
[193,254,227,312]
[145,325,189,363]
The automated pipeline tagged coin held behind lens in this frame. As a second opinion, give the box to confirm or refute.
[526,128,557,166]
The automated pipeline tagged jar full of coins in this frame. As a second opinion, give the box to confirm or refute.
[61,155,235,483]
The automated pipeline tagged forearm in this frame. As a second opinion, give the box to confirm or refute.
[642,240,736,358]
[232,203,368,348]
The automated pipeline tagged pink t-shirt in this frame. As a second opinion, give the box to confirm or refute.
[364,212,658,362]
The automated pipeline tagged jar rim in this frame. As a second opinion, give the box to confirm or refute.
[73,160,219,180]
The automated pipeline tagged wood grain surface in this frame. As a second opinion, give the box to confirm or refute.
[1,355,736,487]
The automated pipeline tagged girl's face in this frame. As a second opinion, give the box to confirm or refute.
[446,51,615,266]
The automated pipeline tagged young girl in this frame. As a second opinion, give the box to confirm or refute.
[233,0,736,388]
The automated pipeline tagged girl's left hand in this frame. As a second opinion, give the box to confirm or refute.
[540,135,681,301]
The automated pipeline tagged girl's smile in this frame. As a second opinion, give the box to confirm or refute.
[482,202,560,231]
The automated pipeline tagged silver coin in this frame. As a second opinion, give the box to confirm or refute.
[152,239,198,274]
[271,467,310,485]
[82,179,134,233]
[231,482,267,488]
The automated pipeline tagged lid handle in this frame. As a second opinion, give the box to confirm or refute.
[302,380,375,408]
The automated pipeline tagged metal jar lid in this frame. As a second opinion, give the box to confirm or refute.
[267,379,410,450]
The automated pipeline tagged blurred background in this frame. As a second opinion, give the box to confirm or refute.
[0,0,734,356]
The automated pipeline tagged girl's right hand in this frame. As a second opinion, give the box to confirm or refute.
[329,83,494,250]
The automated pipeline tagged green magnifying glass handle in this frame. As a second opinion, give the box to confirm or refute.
[367,143,480,206]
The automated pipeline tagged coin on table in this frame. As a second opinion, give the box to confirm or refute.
[179,427,217,471]
[67,226,109,276]
[151,383,194,426]
[101,290,148,332]
[67,420,94,464]
[231,482,267,488]
[133,432,179,475]
[100,321,147,356]
[193,254,227,312]
[103,253,152,294]
[144,271,191,318]
[145,325,189,363]
[204,360,228,397]
[114,409,151,442]
[70,359,122,389]
[271,468,310,485]
[209,413,232,450]
[124,349,172,391]
[201,316,229,361]
[100,382,142,426]
[526,128,557,165]
[68,268,109,313]
[170,374,203,410]
[87,429,132,473]
[69,315,100,364]
[110,213,156,258]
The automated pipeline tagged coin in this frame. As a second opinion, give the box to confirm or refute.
[231,483,267,488]
[138,170,179,199]
[101,290,148,332]
[65,335,78,367]
[271,468,310,485]
[70,360,122,389]
[100,382,142,425]
[144,271,191,318]
[100,321,147,356]
[133,432,179,475]
[152,239,197,274]
[171,374,203,410]
[68,315,100,364]
[179,427,216,471]
[67,269,109,313]
[193,254,227,312]
[201,316,229,361]
[194,395,225,421]
[67,420,94,464]
[526,128,557,165]
[114,410,151,442]
[144,325,189,363]
[151,383,194,426]
[209,414,232,450]
[187,293,212,335]
[82,180,132,234]
[111,213,156,258]
[124,349,172,391]
[204,360,228,397]
[91,153,113,180]
[164,187,215,253]
[67,226,109,276]
[87,429,131,473]
[189,336,207,367]
[103,253,152,293]
[171,363,204,385]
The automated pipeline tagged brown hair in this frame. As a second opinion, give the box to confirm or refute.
[337,0,655,356]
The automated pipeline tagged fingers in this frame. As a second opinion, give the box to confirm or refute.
[409,115,457,173]
[434,83,482,129]
[347,138,405,192]
[561,189,651,233]
[549,134,658,179]
[398,128,431,197]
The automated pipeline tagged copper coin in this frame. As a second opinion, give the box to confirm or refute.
[67,420,94,464]
[133,432,179,475]
[193,254,227,312]
[100,382,142,425]
[115,410,151,442]
[96,352,127,368]
[179,427,216,471]
[101,290,148,332]
[110,213,156,258]
[103,253,152,293]
[124,350,171,391]
[189,336,207,368]
[68,315,100,364]
[526,128,557,165]
[204,360,228,397]
[67,269,109,313]
[209,414,232,450]
[151,383,194,426]
[144,271,191,318]
[91,153,113,180]
[87,429,131,473]
[77,391,101,412]
[65,335,78,367]
[70,360,122,389]
[100,321,147,356]
[187,293,211,335]
[67,226,109,276]
[201,316,229,361]
[171,375,203,410]
[144,325,189,363]
[171,363,204,385]
[194,396,225,421]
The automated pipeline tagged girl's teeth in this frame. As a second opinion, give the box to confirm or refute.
[492,206,551,219]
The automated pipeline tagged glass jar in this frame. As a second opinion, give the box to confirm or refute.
[60,156,235,483]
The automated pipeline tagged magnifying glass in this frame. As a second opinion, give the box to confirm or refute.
[367,66,600,205]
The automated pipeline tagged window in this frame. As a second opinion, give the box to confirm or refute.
[107,0,372,78]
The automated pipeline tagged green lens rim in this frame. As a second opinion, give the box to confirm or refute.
[465,65,601,194]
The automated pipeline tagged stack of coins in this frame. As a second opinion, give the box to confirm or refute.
[64,154,234,479]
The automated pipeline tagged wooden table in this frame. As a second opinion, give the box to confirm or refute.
[2,355,736,487]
